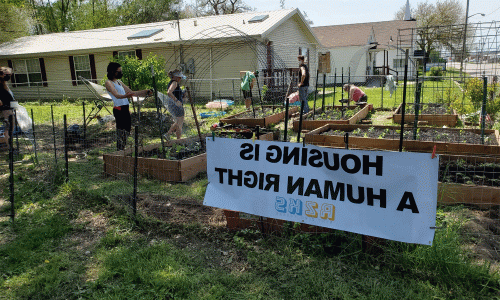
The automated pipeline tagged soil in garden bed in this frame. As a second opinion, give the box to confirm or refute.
[322,127,498,146]
[439,160,500,187]
[304,107,361,121]
[139,140,205,160]
[229,107,285,119]
[212,124,278,139]
[400,103,451,115]
[131,111,174,136]
[135,194,225,226]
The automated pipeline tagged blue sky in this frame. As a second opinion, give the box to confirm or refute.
[196,0,500,27]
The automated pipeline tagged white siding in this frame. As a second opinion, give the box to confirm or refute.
[327,46,368,80]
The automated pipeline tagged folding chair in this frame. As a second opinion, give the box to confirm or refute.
[79,76,113,127]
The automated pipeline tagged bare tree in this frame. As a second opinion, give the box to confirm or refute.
[194,0,252,16]
[395,0,464,62]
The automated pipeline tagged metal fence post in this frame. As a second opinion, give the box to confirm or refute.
[51,105,57,165]
[31,109,37,162]
[8,114,15,224]
[399,49,409,152]
[82,101,86,140]
[313,69,319,119]
[133,125,138,219]
[322,73,326,110]
[413,72,422,140]
[64,115,69,182]
[481,76,487,144]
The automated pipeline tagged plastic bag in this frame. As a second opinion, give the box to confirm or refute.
[10,102,32,132]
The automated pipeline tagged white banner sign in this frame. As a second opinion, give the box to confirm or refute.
[203,138,439,245]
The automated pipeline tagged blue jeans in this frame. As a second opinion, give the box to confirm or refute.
[299,86,309,113]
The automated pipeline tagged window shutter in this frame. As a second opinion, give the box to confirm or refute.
[89,54,97,83]
[39,58,48,87]
[113,51,118,58]
[135,49,142,60]
[69,56,76,86]
[7,60,16,87]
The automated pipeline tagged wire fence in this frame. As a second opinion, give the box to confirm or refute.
[2,21,500,271]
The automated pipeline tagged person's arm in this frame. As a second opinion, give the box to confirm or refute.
[105,80,134,99]
[167,81,182,107]
[119,81,152,97]
[348,87,354,102]
[298,66,306,87]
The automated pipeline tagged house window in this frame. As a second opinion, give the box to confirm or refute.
[393,58,405,69]
[118,50,136,58]
[12,58,42,86]
[73,55,91,82]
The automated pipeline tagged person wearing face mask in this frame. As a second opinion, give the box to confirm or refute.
[0,66,15,145]
[105,62,152,150]
[297,55,310,114]
[165,69,187,140]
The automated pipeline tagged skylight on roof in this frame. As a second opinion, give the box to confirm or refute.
[248,15,269,23]
[127,28,164,40]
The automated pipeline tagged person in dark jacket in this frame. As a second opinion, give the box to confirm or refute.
[0,67,14,144]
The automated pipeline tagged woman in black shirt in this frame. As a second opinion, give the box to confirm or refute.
[0,67,14,144]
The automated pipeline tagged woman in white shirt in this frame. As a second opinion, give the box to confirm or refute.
[105,62,152,150]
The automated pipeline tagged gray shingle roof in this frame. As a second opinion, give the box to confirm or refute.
[1,8,316,58]
[313,20,416,49]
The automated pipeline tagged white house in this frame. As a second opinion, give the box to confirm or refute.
[0,8,320,100]
[313,20,417,83]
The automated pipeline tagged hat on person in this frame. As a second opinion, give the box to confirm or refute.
[172,70,187,79]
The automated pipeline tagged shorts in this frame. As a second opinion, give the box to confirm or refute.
[242,90,252,99]
[167,98,185,118]
[358,94,368,103]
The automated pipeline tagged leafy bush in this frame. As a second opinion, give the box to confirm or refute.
[464,78,500,117]
[108,54,170,92]
[426,66,443,80]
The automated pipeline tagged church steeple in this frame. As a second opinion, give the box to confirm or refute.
[404,0,412,21]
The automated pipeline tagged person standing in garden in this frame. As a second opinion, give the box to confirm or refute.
[105,62,152,150]
[341,84,368,105]
[165,69,187,140]
[298,55,310,114]
[240,71,256,109]
[0,66,14,146]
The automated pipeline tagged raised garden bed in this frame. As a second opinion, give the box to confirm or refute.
[220,105,298,127]
[212,124,280,141]
[103,135,208,182]
[292,104,372,132]
[437,158,500,207]
[393,103,459,127]
[304,124,500,156]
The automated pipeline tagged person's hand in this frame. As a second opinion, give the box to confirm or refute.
[0,100,3,106]
[124,92,134,98]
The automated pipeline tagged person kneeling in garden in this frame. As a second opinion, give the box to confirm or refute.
[341,84,368,105]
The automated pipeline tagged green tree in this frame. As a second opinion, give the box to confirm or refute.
[71,0,118,30]
[0,2,31,43]
[395,0,464,63]
[115,0,180,26]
